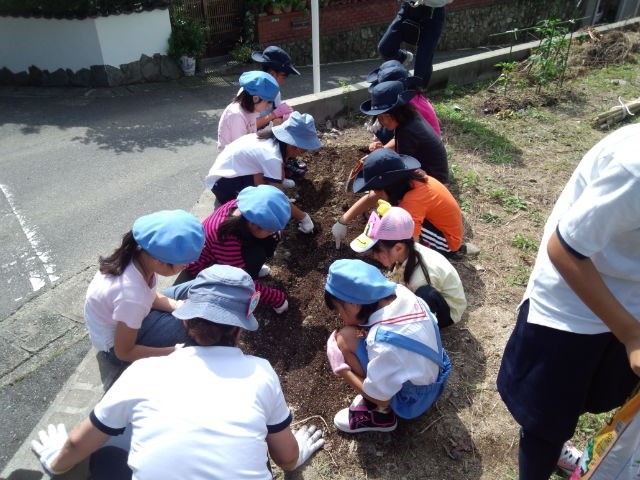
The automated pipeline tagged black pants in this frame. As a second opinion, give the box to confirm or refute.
[414,284,453,329]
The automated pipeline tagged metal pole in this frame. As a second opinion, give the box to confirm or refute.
[311,0,320,94]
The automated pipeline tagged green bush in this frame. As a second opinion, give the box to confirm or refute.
[0,0,169,17]
[168,11,207,59]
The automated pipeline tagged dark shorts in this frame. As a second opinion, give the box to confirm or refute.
[497,299,638,443]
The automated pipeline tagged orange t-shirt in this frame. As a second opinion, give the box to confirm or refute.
[398,175,463,251]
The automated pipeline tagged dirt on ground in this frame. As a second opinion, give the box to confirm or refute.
[238,27,640,480]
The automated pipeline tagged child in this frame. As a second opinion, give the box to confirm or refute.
[217,71,280,152]
[324,259,451,433]
[251,46,299,130]
[183,185,292,314]
[351,201,466,328]
[33,265,324,479]
[332,148,463,257]
[205,111,321,233]
[84,210,205,365]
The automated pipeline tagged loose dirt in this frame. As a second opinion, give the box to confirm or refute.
[240,27,640,480]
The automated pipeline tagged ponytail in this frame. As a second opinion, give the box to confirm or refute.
[404,241,431,286]
[99,231,140,276]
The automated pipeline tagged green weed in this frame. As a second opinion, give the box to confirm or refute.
[479,212,502,224]
[507,265,531,287]
[511,233,538,252]
[503,196,528,213]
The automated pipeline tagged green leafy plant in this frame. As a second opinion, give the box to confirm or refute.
[168,10,207,60]
[511,233,538,252]
[479,212,501,224]
[495,60,519,94]
[527,19,571,91]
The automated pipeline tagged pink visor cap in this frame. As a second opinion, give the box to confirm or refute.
[350,204,415,253]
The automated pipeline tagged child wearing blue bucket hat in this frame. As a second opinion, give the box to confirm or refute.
[205,112,322,233]
[180,185,292,314]
[324,259,451,433]
[217,71,280,152]
[84,210,205,365]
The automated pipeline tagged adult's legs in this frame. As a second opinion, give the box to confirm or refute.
[90,446,132,480]
[377,4,411,63]
[413,7,445,88]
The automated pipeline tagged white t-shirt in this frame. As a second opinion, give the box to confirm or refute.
[361,284,440,402]
[205,135,283,190]
[391,242,467,323]
[524,123,640,334]
[217,102,259,152]
[84,262,157,352]
[92,346,292,480]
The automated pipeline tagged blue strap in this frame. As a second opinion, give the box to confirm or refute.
[374,327,444,368]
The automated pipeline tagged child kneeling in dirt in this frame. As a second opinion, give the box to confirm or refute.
[324,259,451,433]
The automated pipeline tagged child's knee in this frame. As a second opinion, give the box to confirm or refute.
[336,326,360,355]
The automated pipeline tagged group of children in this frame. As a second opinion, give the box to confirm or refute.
[30,39,637,480]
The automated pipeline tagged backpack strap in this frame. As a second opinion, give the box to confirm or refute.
[374,327,444,368]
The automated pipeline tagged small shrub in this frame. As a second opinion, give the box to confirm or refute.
[511,233,538,252]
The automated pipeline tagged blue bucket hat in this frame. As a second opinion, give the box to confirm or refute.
[173,265,259,331]
[325,259,396,305]
[272,111,322,150]
[239,71,279,102]
[352,148,421,193]
[368,65,421,91]
[360,80,416,116]
[236,185,291,232]
[251,46,301,76]
[366,59,403,83]
[132,210,205,264]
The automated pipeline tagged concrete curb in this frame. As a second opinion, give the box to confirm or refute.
[3,17,639,479]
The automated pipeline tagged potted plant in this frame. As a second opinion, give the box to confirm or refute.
[168,11,207,76]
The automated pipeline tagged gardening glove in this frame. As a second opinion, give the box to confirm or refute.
[331,221,348,249]
[274,299,289,314]
[272,102,294,118]
[298,213,314,234]
[326,330,351,376]
[294,424,325,468]
[366,118,382,133]
[31,424,70,476]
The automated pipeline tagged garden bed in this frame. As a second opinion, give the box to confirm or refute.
[240,27,640,479]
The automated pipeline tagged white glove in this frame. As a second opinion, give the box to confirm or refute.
[409,0,428,6]
[274,299,289,314]
[331,221,348,248]
[366,118,382,133]
[298,213,314,234]
[294,424,325,468]
[31,424,69,475]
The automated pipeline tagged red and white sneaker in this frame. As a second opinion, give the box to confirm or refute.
[334,395,397,433]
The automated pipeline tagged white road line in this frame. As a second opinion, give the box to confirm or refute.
[0,183,59,292]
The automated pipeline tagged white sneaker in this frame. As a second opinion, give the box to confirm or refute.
[273,299,289,314]
[258,264,271,278]
[282,178,296,189]
[402,50,414,66]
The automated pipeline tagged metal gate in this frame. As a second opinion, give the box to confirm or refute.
[179,0,246,56]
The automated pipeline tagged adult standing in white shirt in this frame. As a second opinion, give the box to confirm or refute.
[32,265,324,480]
[497,124,640,479]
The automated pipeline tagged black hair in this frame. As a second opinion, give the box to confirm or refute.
[99,231,140,276]
[185,318,239,346]
[374,239,431,285]
[387,103,417,125]
[383,171,427,205]
[234,89,258,113]
[217,212,257,245]
[324,290,394,323]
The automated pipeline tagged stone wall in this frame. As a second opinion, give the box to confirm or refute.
[259,0,583,66]
[0,54,182,87]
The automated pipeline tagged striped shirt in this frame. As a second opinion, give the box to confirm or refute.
[186,201,286,308]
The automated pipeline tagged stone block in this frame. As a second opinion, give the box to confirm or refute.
[90,65,123,87]
[28,65,44,86]
[14,71,30,86]
[70,68,92,87]
[0,67,15,85]
[120,60,143,84]
[140,54,162,82]
[160,55,181,80]
[43,68,69,87]
[104,64,124,87]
